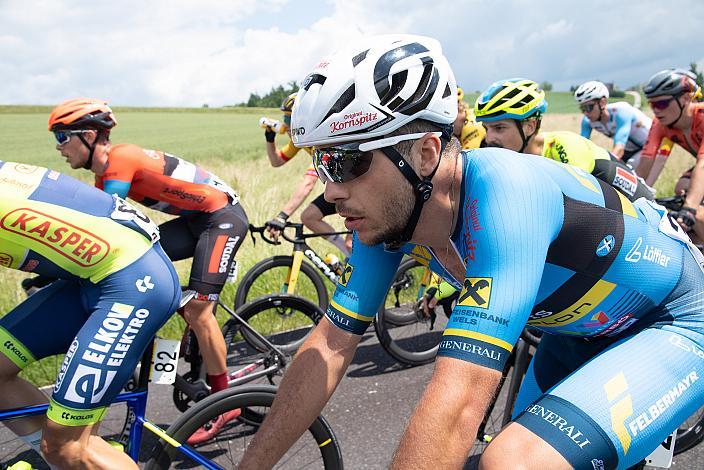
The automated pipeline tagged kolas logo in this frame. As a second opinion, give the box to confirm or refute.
[458,277,492,309]
[596,234,615,257]
[339,264,353,287]
[136,275,154,293]
[0,208,110,267]
[0,253,13,267]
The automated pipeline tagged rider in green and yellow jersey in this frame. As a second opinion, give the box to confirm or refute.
[474,78,654,201]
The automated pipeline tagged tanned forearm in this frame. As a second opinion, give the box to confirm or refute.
[266,142,286,167]
[238,319,359,469]
[635,156,654,179]
[611,143,625,159]
[280,174,318,216]
[391,357,501,469]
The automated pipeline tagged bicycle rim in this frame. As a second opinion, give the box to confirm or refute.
[235,295,324,354]
[234,256,329,310]
[145,385,343,469]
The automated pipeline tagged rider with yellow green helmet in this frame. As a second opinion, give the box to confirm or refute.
[474,78,654,201]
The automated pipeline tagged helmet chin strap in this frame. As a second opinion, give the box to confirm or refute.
[668,95,686,128]
[77,132,98,170]
[382,125,453,251]
[514,118,540,153]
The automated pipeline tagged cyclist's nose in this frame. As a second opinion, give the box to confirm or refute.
[324,181,348,204]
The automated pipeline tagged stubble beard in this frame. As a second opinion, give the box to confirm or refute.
[367,180,415,246]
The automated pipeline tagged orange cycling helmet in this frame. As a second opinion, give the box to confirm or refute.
[48,98,117,131]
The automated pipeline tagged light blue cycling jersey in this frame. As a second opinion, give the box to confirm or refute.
[580,101,651,155]
[327,148,704,469]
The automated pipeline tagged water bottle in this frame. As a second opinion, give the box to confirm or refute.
[259,117,287,134]
[324,253,344,276]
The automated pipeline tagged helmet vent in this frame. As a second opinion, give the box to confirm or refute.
[352,49,369,67]
[303,73,327,91]
[319,84,356,124]
[442,83,451,99]
[380,70,408,106]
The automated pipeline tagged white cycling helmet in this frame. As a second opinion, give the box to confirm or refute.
[574,81,609,104]
[291,34,457,147]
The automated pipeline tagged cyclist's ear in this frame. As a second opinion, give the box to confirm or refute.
[417,133,443,177]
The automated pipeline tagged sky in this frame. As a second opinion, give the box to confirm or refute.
[1,0,702,107]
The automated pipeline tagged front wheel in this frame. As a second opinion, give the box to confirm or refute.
[674,405,704,454]
[224,294,325,355]
[145,385,344,469]
[234,256,329,310]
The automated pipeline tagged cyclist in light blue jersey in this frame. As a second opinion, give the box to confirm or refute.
[239,35,704,470]
[575,81,652,169]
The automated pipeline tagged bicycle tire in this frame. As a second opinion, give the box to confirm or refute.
[374,300,448,367]
[234,256,329,310]
[226,294,325,355]
[144,385,343,470]
[383,258,429,325]
[674,405,704,454]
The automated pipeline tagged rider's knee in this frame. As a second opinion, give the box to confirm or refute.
[478,434,529,470]
[301,204,322,226]
[41,434,85,468]
[0,355,21,383]
[182,299,214,328]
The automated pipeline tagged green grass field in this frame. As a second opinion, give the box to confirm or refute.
[0,104,695,385]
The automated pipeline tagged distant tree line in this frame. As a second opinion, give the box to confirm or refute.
[236,81,299,108]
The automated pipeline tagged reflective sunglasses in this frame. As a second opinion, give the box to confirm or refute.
[579,102,598,113]
[53,130,89,145]
[648,97,676,111]
[313,132,442,184]
[283,114,291,126]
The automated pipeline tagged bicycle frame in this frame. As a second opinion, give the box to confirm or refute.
[174,296,290,406]
[250,223,349,293]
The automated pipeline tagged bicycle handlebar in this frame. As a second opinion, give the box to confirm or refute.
[248,221,350,246]
[248,224,282,246]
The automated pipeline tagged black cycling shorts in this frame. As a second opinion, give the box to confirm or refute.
[310,193,337,217]
[159,203,248,297]
[592,157,653,202]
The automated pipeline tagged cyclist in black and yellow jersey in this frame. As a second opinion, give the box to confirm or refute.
[454,87,485,149]
[474,78,654,202]
[263,93,351,256]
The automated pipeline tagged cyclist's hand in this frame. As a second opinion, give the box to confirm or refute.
[264,128,276,143]
[677,206,697,232]
[421,287,439,317]
[265,211,288,241]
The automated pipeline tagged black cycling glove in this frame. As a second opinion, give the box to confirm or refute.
[677,206,697,230]
[264,128,276,143]
[265,211,289,231]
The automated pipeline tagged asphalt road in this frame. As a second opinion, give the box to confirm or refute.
[0,329,701,469]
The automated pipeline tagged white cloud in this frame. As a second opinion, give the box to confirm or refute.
[0,0,702,106]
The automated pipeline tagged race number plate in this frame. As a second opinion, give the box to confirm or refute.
[645,430,676,468]
[149,337,180,385]
[110,195,160,243]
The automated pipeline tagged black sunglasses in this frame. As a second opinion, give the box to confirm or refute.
[649,97,677,111]
[579,102,598,113]
[313,132,441,184]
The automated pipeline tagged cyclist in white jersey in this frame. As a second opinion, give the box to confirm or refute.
[575,81,652,168]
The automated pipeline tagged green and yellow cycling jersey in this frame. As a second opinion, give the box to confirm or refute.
[0,161,156,283]
[459,111,486,150]
[541,130,611,173]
